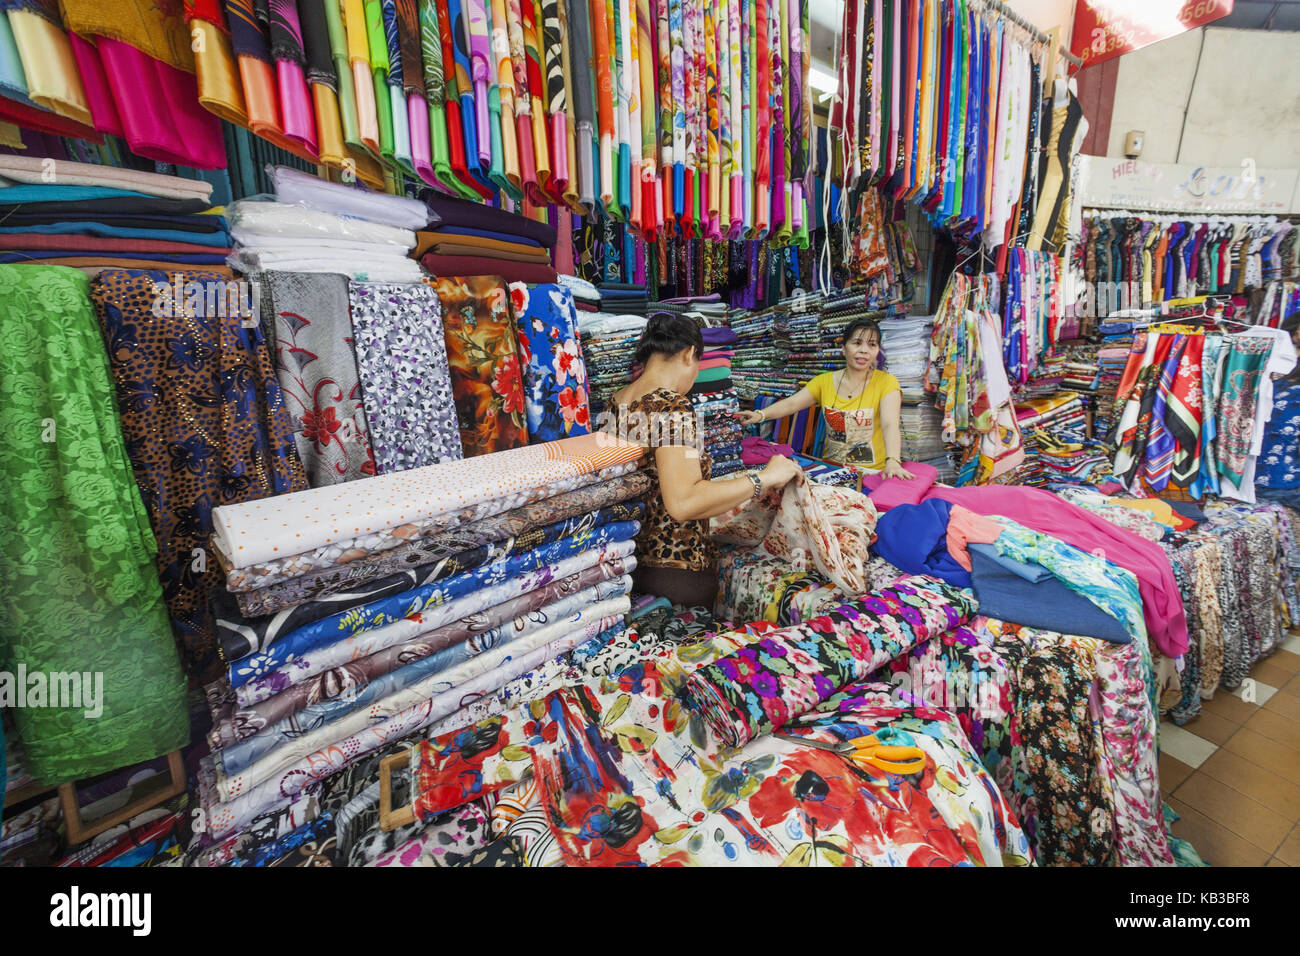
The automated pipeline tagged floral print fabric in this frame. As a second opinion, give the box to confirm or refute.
[409,679,1030,866]
[348,280,465,473]
[90,267,307,681]
[432,274,530,455]
[264,271,377,486]
[508,282,592,441]
[681,577,976,750]
[229,464,647,612]
[227,520,641,687]
[711,471,879,595]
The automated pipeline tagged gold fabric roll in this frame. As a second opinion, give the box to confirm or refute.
[191,19,248,127]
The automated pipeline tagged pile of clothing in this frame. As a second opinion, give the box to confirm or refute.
[1006,392,1107,486]
[691,326,743,477]
[0,158,230,275]
[229,166,425,282]
[196,435,647,851]
[416,192,557,285]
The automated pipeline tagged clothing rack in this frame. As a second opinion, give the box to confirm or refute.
[973,0,1084,66]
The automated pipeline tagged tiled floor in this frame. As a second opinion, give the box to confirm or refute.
[1160,633,1300,866]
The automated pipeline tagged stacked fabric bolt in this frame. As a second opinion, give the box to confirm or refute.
[1018,350,1069,400]
[879,314,933,404]
[597,283,650,314]
[417,191,558,285]
[690,326,742,476]
[229,167,425,282]
[1004,392,1107,487]
[0,159,231,276]
[196,435,647,846]
[578,311,647,415]
[1096,340,1134,440]
[900,403,953,479]
[558,274,603,313]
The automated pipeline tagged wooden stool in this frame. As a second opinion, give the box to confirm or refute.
[58,750,186,846]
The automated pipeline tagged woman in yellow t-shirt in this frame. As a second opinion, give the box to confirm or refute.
[737,318,915,479]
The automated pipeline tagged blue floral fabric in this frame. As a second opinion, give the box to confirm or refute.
[508,283,592,442]
[228,520,641,686]
[1257,379,1300,490]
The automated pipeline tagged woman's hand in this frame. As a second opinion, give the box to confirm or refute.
[882,458,915,481]
[759,454,801,492]
[737,409,764,425]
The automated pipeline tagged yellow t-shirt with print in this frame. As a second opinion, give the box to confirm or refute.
[806,370,901,467]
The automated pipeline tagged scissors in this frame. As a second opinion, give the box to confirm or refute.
[774,733,927,775]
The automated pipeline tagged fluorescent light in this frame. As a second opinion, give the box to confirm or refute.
[809,65,838,102]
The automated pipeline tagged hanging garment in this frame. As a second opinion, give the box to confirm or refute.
[348,280,465,473]
[0,264,190,784]
[263,271,378,486]
[1216,335,1273,489]
[431,274,531,455]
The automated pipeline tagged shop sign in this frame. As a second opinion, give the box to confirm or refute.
[1077,156,1300,215]
[1071,0,1233,68]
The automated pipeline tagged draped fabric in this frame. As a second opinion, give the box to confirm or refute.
[432,274,530,455]
[348,280,465,473]
[90,268,307,680]
[0,265,190,783]
[507,282,591,441]
[263,271,377,487]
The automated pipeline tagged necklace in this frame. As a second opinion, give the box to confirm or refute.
[835,369,874,407]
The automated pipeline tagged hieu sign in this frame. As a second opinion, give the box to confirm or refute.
[1071,0,1234,68]
[1077,156,1300,216]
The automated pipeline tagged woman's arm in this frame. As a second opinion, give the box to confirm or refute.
[878,389,915,480]
[737,386,817,425]
[656,446,800,522]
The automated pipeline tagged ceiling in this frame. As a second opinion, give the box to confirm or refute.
[1216,0,1300,30]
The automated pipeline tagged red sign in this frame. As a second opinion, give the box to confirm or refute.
[1071,0,1233,68]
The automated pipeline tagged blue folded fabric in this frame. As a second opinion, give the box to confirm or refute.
[969,543,1131,644]
[0,251,229,264]
[0,185,158,204]
[871,498,971,587]
[0,222,230,245]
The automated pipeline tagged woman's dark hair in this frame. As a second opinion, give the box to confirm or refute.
[841,317,882,346]
[841,317,886,369]
[634,312,704,365]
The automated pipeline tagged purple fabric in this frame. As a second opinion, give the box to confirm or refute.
[422,193,557,248]
[700,325,740,346]
[922,484,1189,658]
[431,224,544,247]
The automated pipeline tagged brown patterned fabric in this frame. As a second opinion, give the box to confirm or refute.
[91,268,307,681]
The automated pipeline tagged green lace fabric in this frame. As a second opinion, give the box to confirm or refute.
[0,265,188,784]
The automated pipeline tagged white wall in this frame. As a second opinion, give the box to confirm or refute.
[1104,27,1300,169]
[1006,0,1077,50]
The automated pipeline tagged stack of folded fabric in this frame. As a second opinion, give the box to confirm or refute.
[1017,349,1069,400]
[196,435,647,846]
[1000,392,1102,487]
[0,159,231,276]
[558,275,602,313]
[729,304,795,401]
[596,283,650,314]
[900,404,953,478]
[1096,342,1133,441]
[879,314,933,404]
[688,326,743,477]
[416,192,558,285]
[578,311,647,414]
[227,165,426,282]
